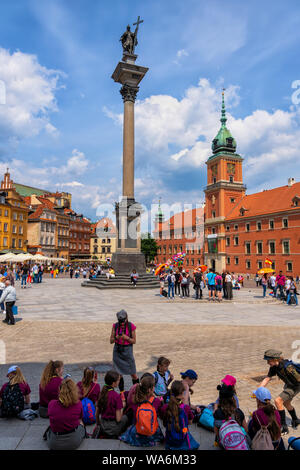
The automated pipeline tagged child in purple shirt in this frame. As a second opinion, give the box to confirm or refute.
[39,360,64,418]
[77,367,100,404]
[0,365,31,416]
[95,370,128,438]
[44,378,85,451]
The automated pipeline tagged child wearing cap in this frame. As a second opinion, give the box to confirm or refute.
[181,370,201,419]
[248,387,285,450]
[0,366,31,417]
[213,375,239,411]
[258,349,300,435]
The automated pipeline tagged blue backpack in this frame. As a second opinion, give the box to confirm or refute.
[166,404,190,449]
[198,407,214,431]
[82,397,96,425]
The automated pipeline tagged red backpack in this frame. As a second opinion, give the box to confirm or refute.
[136,397,158,436]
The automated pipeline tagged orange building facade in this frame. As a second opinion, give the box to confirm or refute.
[153,206,205,268]
[204,92,300,276]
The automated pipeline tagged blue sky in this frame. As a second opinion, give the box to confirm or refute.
[0,0,299,222]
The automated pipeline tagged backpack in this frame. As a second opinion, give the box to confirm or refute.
[154,371,169,396]
[219,419,249,450]
[162,289,168,297]
[1,383,25,417]
[198,407,214,431]
[166,404,190,449]
[136,397,158,436]
[82,398,96,425]
[282,360,300,384]
[251,412,274,450]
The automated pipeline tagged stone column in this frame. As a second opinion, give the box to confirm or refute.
[120,84,138,200]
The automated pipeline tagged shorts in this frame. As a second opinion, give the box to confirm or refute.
[216,286,222,292]
[208,285,215,291]
[160,281,165,288]
[279,384,300,402]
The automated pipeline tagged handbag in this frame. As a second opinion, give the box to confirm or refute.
[12,305,18,315]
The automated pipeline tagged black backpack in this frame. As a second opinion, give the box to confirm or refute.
[1,383,24,417]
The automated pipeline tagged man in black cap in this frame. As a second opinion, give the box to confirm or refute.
[258,349,300,434]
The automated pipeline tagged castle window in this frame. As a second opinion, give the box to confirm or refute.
[246,223,250,232]
[287,261,293,272]
[269,220,274,230]
[246,260,251,269]
[282,218,288,228]
[212,211,216,218]
[257,241,263,254]
[229,176,233,183]
[227,257,230,264]
[269,241,275,255]
[226,225,230,231]
[226,237,230,246]
[258,260,263,269]
[234,224,238,230]
[257,221,262,231]
[245,242,251,255]
[213,177,216,184]
[234,236,239,246]
[234,257,239,265]
[230,198,235,203]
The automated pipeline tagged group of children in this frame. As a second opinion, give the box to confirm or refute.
[1,350,300,451]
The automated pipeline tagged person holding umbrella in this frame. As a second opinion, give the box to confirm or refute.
[110,310,139,395]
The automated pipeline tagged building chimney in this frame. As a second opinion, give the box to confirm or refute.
[288,177,296,187]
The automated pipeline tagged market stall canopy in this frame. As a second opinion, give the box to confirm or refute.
[257,268,275,275]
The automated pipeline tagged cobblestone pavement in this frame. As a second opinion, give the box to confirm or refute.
[0,278,300,450]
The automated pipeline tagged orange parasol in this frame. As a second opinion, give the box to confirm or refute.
[257,268,275,275]
[196,265,208,272]
[155,264,166,276]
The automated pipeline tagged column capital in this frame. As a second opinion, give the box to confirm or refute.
[120,84,139,103]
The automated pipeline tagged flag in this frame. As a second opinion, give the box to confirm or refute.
[265,258,272,265]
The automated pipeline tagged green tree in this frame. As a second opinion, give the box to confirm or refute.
[141,233,158,264]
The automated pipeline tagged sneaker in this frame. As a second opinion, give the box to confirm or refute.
[2,319,8,324]
[292,419,300,429]
[281,425,289,435]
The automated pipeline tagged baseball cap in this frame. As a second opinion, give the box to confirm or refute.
[252,387,272,403]
[263,349,282,360]
[180,369,198,380]
[116,310,128,321]
[7,365,18,376]
[221,375,236,387]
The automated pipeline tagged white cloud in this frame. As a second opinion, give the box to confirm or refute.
[106,77,300,192]
[0,47,64,142]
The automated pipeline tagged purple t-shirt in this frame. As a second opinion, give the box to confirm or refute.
[77,381,101,404]
[101,389,123,420]
[48,399,83,433]
[39,376,63,407]
[253,408,281,429]
[0,382,31,398]
[129,397,162,425]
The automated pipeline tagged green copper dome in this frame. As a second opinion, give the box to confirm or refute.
[212,91,237,154]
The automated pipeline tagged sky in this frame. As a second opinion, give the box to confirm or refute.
[0,0,299,224]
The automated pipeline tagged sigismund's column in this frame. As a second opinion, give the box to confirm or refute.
[111,19,148,273]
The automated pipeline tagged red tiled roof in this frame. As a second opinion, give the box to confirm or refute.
[155,207,204,233]
[226,182,300,220]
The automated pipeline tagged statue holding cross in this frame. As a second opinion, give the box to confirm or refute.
[120,16,144,55]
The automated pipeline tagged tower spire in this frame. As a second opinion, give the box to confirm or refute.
[221,88,227,127]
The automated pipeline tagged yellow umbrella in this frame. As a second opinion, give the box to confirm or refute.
[257,268,275,274]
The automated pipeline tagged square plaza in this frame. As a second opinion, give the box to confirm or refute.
[0,276,299,449]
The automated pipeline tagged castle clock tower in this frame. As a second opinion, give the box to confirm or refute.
[204,91,246,272]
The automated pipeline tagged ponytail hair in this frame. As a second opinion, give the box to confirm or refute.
[40,360,63,390]
[163,380,185,433]
[261,401,281,441]
[58,378,79,407]
[81,367,95,397]
[134,376,155,404]
[97,370,120,414]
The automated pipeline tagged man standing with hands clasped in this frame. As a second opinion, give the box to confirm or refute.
[1,280,16,326]
[258,350,300,435]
